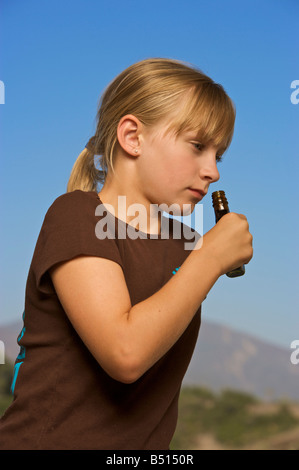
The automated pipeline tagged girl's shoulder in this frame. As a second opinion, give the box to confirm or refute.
[46,189,99,213]
[42,190,100,227]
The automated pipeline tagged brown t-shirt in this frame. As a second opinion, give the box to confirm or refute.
[0,190,202,450]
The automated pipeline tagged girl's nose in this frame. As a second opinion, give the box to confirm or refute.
[209,163,220,183]
[199,157,220,183]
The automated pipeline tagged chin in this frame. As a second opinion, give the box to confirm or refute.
[150,192,197,217]
[160,202,196,217]
[181,203,196,216]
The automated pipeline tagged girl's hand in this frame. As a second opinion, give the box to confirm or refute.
[200,212,253,276]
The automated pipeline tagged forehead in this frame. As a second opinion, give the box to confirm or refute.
[142,123,217,153]
[141,85,235,152]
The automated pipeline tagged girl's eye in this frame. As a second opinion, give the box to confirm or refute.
[192,142,204,152]
[192,142,223,163]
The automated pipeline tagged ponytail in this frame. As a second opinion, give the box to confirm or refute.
[66,137,105,193]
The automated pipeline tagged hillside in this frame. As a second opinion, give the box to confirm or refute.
[171,386,299,450]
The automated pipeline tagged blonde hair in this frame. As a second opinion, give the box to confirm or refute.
[67,58,236,192]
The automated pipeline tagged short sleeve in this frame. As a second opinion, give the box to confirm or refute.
[31,190,124,295]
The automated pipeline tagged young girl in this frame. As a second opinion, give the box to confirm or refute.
[0,58,253,450]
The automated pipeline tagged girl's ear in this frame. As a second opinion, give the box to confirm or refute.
[117,115,143,157]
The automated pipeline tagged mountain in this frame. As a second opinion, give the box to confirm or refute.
[184,320,299,401]
[1,318,299,401]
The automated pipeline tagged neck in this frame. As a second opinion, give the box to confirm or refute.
[98,173,162,235]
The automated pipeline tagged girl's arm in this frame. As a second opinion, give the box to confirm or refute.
[50,212,253,383]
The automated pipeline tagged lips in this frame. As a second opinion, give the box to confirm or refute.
[188,188,207,199]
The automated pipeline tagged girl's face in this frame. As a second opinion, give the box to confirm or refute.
[136,122,221,214]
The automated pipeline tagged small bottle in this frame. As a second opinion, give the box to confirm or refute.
[212,190,245,278]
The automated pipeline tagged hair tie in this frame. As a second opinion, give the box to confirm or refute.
[85,136,96,153]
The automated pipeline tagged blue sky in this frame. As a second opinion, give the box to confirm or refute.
[0,0,298,351]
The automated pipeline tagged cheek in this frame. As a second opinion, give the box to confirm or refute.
[140,139,193,189]
[165,156,194,185]
[140,144,170,183]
